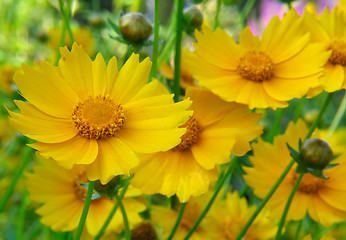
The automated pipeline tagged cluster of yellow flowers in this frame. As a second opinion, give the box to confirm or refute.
[6,5,346,240]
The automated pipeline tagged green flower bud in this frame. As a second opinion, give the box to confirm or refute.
[183,6,203,30]
[301,138,333,169]
[88,13,104,27]
[119,12,153,43]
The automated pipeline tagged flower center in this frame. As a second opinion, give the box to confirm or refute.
[74,173,89,199]
[328,39,346,66]
[72,96,125,139]
[237,50,274,82]
[173,117,200,151]
[292,173,325,194]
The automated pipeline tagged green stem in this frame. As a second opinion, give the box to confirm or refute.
[73,181,96,240]
[58,0,74,43]
[326,91,346,140]
[115,192,130,240]
[158,33,176,65]
[305,92,335,140]
[184,156,238,240]
[168,202,188,240]
[92,0,100,11]
[17,191,28,240]
[55,22,67,65]
[0,147,33,213]
[235,158,295,240]
[238,0,256,28]
[149,0,160,81]
[294,220,303,240]
[214,0,222,30]
[173,0,184,102]
[275,173,304,239]
[293,96,306,123]
[267,108,285,143]
[94,180,130,240]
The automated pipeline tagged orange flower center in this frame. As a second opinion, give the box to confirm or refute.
[328,39,346,66]
[72,96,125,139]
[74,173,89,199]
[237,50,273,82]
[292,173,325,194]
[173,117,200,151]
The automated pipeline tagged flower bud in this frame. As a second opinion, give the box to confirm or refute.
[119,12,153,43]
[131,222,157,240]
[183,6,203,29]
[301,138,333,169]
[88,13,104,27]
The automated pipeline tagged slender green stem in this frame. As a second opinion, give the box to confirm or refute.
[58,0,74,43]
[168,202,188,240]
[305,92,335,140]
[267,108,286,143]
[214,0,222,30]
[184,156,238,240]
[293,96,306,123]
[115,192,130,240]
[235,158,295,240]
[94,180,130,240]
[17,191,28,240]
[55,23,67,65]
[0,147,33,213]
[173,0,184,102]
[158,33,176,65]
[275,173,304,239]
[149,0,160,81]
[238,0,256,28]
[92,0,100,11]
[326,91,346,140]
[73,181,95,240]
[294,220,303,240]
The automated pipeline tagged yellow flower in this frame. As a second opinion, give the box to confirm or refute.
[303,7,346,92]
[244,119,346,227]
[151,194,210,240]
[185,10,330,109]
[9,43,191,183]
[131,87,262,202]
[26,154,146,236]
[319,127,346,155]
[205,191,277,240]
[48,27,95,57]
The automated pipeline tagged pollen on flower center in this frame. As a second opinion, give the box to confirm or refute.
[72,96,125,139]
[292,173,325,194]
[328,39,346,66]
[173,117,200,151]
[237,50,274,82]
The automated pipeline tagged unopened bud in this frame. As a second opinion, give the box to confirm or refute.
[88,13,104,27]
[301,138,333,169]
[119,12,153,43]
[183,6,203,29]
[131,222,157,240]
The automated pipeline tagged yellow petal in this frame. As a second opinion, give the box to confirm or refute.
[8,100,76,143]
[91,53,107,96]
[320,63,345,92]
[86,137,139,184]
[30,136,98,168]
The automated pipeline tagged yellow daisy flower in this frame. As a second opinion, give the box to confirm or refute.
[9,43,191,183]
[26,154,146,236]
[185,10,330,109]
[304,8,346,92]
[131,87,263,202]
[244,119,346,227]
[205,191,277,240]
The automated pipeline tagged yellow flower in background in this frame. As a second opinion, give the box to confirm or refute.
[48,27,95,57]
[319,127,346,155]
[185,10,330,109]
[26,154,145,236]
[9,43,191,183]
[303,7,346,92]
[0,64,16,95]
[205,191,277,240]
[151,194,210,240]
[244,120,346,227]
[131,87,263,202]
